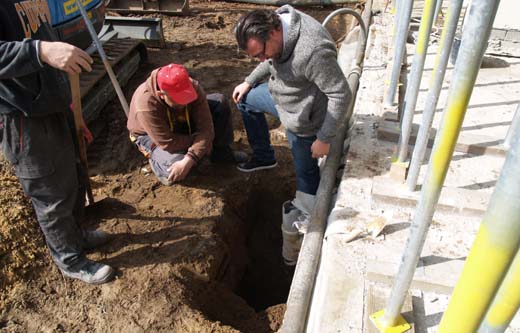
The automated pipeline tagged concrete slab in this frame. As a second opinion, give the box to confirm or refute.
[371,175,492,216]
[365,258,465,295]
[377,119,507,157]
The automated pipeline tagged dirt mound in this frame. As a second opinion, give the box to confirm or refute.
[0,158,46,295]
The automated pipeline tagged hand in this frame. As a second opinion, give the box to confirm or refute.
[311,139,330,159]
[167,155,196,183]
[232,81,251,104]
[39,41,93,74]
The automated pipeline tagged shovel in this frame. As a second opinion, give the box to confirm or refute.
[69,72,95,206]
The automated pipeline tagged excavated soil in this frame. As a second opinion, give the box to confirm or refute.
[0,1,354,331]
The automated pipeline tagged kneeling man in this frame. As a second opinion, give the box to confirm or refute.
[128,63,245,185]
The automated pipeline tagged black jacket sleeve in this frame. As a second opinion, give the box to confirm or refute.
[0,39,43,79]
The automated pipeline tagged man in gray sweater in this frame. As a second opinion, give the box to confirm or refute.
[233,6,350,264]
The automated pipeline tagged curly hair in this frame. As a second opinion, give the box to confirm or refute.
[235,10,282,51]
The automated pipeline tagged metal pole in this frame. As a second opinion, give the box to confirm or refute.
[322,9,366,38]
[503,103,520,150]
[478,249,520,333]
[74,0,130,117]
[383,0,414,107]
[439,110,520,333]
[374,0,500,329]
[396,0,438,163]
[433,0,443,25]
[406,0,464,191]
[280,3,372,331]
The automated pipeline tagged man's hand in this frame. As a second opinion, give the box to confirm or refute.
[39,41,93,74]
[232,81,251,103]
[167,155,196,183]
[311,139,330,159]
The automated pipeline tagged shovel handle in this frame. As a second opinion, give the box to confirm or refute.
[69,73,95,205]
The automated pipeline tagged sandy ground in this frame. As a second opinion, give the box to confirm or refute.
[0,1,357,332]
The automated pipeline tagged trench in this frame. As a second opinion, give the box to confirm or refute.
[235,186,295,311]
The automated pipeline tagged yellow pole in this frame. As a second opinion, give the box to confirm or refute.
[478,250,520,333]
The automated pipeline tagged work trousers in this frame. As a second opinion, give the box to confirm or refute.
[0,112,88,271]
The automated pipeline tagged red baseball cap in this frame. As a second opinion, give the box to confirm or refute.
[157,64,198,105]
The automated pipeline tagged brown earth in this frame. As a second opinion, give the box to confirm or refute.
[0,2,354,332]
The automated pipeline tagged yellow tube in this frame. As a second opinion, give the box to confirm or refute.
[480,250,520,332]
[438,225,516,332]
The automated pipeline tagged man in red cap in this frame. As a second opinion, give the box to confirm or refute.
[127,63,245,185]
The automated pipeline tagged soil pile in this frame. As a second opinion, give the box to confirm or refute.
[0,158,46,295]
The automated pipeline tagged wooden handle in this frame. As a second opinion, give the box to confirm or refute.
[69,73,94,205]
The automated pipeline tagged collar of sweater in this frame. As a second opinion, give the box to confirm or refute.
[276,5,300,63]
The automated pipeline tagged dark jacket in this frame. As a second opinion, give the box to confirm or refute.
[127,68,215,160]
[0,0,71,116]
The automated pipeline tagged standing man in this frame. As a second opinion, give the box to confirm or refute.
[127,63,245,186]
[0,0,115,284]
[233,7,350,265]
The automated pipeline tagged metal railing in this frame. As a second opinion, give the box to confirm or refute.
[371,0,503,331]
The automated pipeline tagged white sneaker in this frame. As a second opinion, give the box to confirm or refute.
[60,260,115,284]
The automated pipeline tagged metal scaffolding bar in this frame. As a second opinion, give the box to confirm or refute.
[478,249,520,333]
[433,0,443,25]
[439,105,519,333]
[75,0,130,116]
[396,0,437,163]
[383,0,414,107]
[503,103,520,150]
[373,0,500,330]
[406,0,464,191]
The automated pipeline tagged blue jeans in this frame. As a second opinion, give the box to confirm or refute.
[237,83,320,195]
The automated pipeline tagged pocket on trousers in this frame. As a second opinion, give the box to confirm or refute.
[3,114,55,179]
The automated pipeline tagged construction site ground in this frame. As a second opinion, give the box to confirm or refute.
[1,0,519,332]
[309,0,520,332]
[0,1,353,332]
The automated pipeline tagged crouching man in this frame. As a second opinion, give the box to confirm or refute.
[127,63,245,185]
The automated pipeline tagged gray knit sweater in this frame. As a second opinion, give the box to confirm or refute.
[245,5,350,143]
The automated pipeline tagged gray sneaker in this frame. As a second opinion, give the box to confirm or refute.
[83,229,112,250]
[60,260,115,284]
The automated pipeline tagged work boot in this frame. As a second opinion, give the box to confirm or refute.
[60,260,115,284]
[83,229,112,250]
[291,191,316,233]
[282,200,301,231]
[282,200,303,266]
[281,224,303,266]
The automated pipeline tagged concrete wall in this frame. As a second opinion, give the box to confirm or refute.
[494,0,519,30]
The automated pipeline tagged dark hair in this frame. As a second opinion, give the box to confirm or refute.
[235,10,281,51]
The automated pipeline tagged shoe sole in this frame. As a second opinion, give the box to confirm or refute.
[237,162,278,173]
